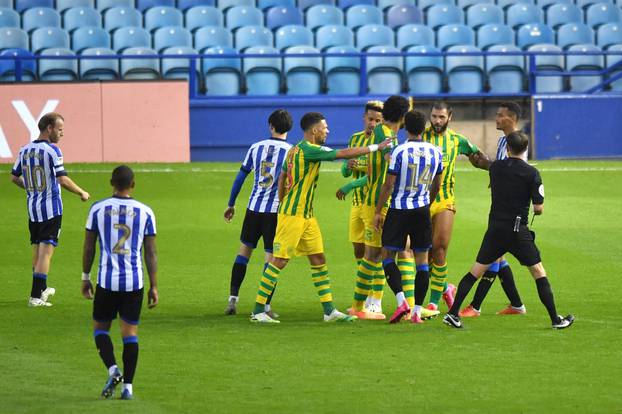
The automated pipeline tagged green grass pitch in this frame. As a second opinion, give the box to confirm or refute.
[1,160,621,413]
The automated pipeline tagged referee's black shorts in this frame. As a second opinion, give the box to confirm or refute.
[29,215,62,246]
[240,209,277,252]
[381,206,432,252]
[476,222,541,266]
[93,285,144,325]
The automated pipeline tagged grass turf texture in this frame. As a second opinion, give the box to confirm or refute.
[1,160,621,413]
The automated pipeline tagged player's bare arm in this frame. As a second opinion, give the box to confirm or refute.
[373,174,396,231]
[58,175,90,201]
[10,174,25,189]
[81,230,97,299]
[533,203,544,215]
[144,235,159,309]
[335,138,393,159]
[429,174,442,203]
[468,150,492,170]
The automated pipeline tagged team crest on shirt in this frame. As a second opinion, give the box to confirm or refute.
[539,185,545,197]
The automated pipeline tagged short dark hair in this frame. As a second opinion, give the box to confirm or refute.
[38,112,64,132]
[506,131,529,154]
[365,100,383,114]
[431,101,452,115]
[300,112,325,131]
[111,165,134,191]
[382,95,409,123]
[268,109,293,134]
[404,110,427,136]
[499,101,522,120]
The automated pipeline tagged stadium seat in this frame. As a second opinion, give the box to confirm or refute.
[79,46,118,79]
[72,26,110,52]
[0,47,35,80]
[445,44,484,93]
[15,0,53,13]
[266,5,301,29]
[385,4,422,29]
[557,23,595,50]
[194,25,231,51]
[405,44,443,94]
[177,0,215,11]
[377,0,414,12]
[56,0,93,13]
[31,26,69,53]
[426,4,463,30]
[396,23,433,49]
[145,6,183,32]
[605,43,622,90]
[477,23,514,50]
[527,43,564,92]
[486,44,524,92]
[546,3,582,30]
[586,2,620,29]
[234,25,272,51]
[22,7,61,33]
[346,4,382,30]
[96,0,133,12]
[338,0,373,10]
[298,0,333,11]
[184,6,223,33]
[356,24,393,50]
[104,6,141,32]
[497,0,534,10]
[418,0,451,12]
[366,45,403,94]
[457,0,492,11]
[284,45,322,94]
[567,43,604,91]
[112,26,150,52]
[153,25,191,52]
[203,44,240,94]
[0,0,12,5]
[257,0,293,10]
[275,24,312,50]
[0,27,28,50]
[305,4,343,31]
[217,0,253,11]
[225,5,262,31]
[597,22,622,49]
[121,46,159,79]
[243,45,280,94]
[516,23,554,49]
[315,24,353,50]
[466,3,503,29]
[537,0,572,10]
[324,44,359,94]
[38,47,77,80]
[506,3,543,29]
[136,0,174,12]
[576,0,610,10]
[437,23,475,51]
[160,45,199,79]
[0,8,20,28]
[63,7,101,33]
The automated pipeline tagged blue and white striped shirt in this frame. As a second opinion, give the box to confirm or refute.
[241,138,291,213]
[86,197,156,292]
[496,136,528,161]
[11,140,66,222]
[387,140,443,210]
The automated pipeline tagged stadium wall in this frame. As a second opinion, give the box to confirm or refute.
[0,81,190,163]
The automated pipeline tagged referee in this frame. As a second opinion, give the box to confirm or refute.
[443,131,574,330]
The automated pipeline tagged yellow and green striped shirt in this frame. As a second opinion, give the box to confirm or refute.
[279,140,338,219]
[347,130,370,206]
[364,124,398,207]
[422,126,479,202]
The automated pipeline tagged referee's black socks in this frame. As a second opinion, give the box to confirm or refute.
[449,272,478,316]
[535,277,559,323]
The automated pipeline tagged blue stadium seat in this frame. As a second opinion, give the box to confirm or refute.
[72,26,109,52]
[145,6,183,32]
[497,0,534,10]
[338,0,373,10]
[258,0,293,9]
[377,0,414,12]
[557,23,595,49]
[113,26,150,51]
[324,44,359,94]
[194,25,232,50]
[466,3,503,29]
[15,0,53,13]
[537,0,572,10]
[0,27,28,50]
[597,22,622,49]
[305,4,343,31]
[486,44,524,92]
[315,24,353,50]
[0,47,35,80]
[79,46,118,79]
[121,46,159,78]
[38,47,77,80]
[0,0,12,5]
[546,4,582,30]
[185,6,223,32]
[576,0,611,10]
[235,25,272,50]
[226,5,262,31]
[457,0,492,11]
[284,45,321,94]
[265,5,302,30]
[56,0,93,13]
[96,0,133,12]
[437,23,475,51]
[22,7,61,33]
[136,0,174,12]
[396,23,433,49]
[275,24,312,50]
[177,0,215,11]
[477,23,514,50]
[445,44,484,93]
[367,45,403,94]
[243,45,280,94]
[356,23,393,50]
[0,8,20,28]
[605,43,622,90]
[346,4,382,29]
[104,6,141,32]
[63,7,101,33]
[31,26,69,53]
[153,25,191,52]
[203,44,240,94]
[516,23,554,49]
[405,44,443,94]
[161,45,199,79]
[527,43,564,92]
[217,0,253,12]
[586,2,620,29]
[506,3,543,29]
[426,4,463,30]
[299,0,333,11]
[385,4,422,29]
[567,43,604,91]
[418,0,451,12]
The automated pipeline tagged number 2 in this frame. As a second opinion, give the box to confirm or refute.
[112,224,131,255]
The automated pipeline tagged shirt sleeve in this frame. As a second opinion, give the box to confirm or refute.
[11,153,22,176]
[145,211,157,236]
[51,145,67,177]
[302,144,338,161]
[457,135,479,156]
[531,169,544,205]
[241,146,254,173]
[85,206,98,231]
[387,148,400,175]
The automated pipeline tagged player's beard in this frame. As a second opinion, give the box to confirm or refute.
[49,132,60,143]
[432,121,449,134]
